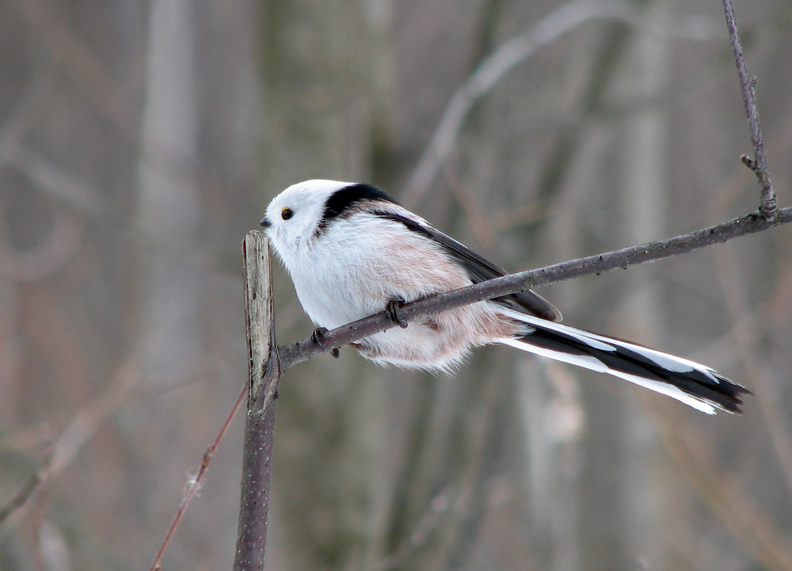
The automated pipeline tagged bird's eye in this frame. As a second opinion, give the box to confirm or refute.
[281,208,294,220]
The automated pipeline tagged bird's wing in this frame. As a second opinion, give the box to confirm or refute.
[371,210,562,322]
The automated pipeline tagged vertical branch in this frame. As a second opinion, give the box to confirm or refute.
[234,231,280,571]
[721,0,777,221]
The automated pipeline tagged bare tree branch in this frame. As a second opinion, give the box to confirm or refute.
[277,208,791,371]
[233,231,279,571]
[722,0,777,221]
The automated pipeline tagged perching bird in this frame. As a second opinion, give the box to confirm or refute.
[260,179,749,414]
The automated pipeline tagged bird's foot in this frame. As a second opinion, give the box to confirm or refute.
[311,327,340,358]
[386,297,409,328]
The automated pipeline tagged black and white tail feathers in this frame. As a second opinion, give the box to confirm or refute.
[499,311,750,415]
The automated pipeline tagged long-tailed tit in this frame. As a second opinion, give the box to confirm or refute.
[260,179,749,414]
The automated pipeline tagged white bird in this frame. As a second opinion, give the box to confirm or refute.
[260,179,749,414]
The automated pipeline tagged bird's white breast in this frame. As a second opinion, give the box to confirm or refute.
[283,213,471,329]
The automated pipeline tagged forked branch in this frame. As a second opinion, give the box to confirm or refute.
[722,0,777,220]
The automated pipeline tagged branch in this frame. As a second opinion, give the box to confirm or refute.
[233,231,279,571]
[722,0,777,221]
[278,208,791,370]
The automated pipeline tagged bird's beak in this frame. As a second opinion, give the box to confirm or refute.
[259,217,271,229]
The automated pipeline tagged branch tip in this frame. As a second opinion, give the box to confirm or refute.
[740,154,757,172]
[722,0,777,223]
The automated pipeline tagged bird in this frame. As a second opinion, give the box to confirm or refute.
[259,179,750,415]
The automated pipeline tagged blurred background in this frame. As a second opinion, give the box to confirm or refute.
[1,0,791,569]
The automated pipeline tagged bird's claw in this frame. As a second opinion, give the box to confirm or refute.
[386,298,409,328]
[311,327,340,358]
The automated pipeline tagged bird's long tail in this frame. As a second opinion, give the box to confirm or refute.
[499,311,750,414]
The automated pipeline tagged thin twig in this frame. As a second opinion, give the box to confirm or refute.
[278,208,791,371]
[148,382,247,571]
[159,3,785,563]
[721,0,777,221]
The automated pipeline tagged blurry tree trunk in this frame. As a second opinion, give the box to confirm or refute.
[133,0,204,542]
[537,20,634,571]
[136,0,201,386]
[537,3,672,567]
[560,4,671,567]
